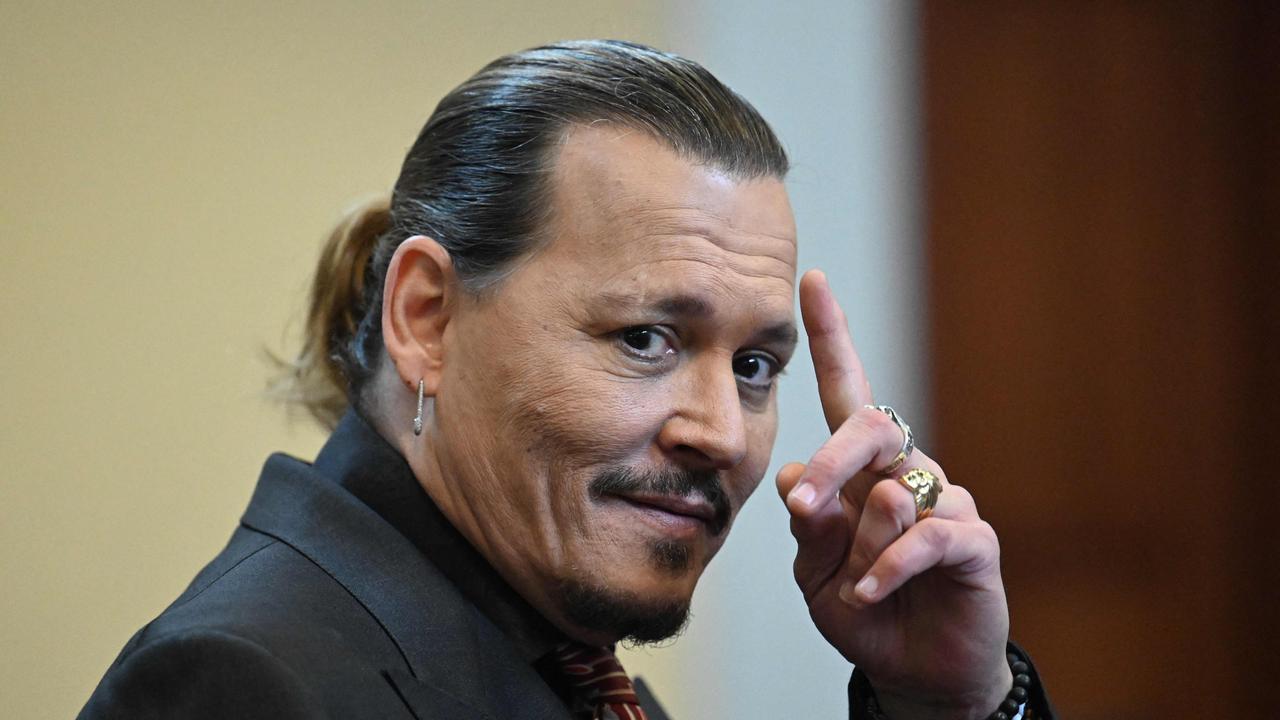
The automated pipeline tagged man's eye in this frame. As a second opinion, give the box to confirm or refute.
[619,327,676,359]
[733,353,779,388]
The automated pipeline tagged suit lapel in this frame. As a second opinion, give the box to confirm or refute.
[242,454,570,719]
[634,677,674,720]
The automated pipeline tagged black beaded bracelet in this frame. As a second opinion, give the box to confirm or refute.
[986,649,1034,720]
[855,645,1037,720]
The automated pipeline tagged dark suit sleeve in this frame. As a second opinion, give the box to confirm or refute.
[847,642,1056,720]
[79,629,325,720]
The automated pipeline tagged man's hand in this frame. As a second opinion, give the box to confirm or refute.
[777,269,1012,720]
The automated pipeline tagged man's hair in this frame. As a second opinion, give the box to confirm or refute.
[273,40,789,428]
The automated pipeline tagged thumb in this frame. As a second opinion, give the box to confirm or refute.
[775,462,806,502]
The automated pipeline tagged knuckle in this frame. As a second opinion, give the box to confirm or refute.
[811,352,839,376]
[975,519,1000,549]
[944,483,976,511]
[867,480,914,519]
[871,545,903,577]
[844,413,890,453]
[862,410,907,455]
[804,450,841,483]
[857,406,893,434]
[850,540,879,569]
[961,520,1002,572]
[913,517,951,547]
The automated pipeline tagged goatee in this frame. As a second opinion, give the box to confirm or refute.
[555,464,729,644]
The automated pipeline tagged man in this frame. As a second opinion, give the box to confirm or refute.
[81,40,1051,719]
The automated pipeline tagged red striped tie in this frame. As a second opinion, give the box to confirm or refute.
[552,643,650,720]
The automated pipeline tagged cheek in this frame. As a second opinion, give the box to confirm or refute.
[729,406,779,506]
[500,366,670,542]
[504,363,665,464]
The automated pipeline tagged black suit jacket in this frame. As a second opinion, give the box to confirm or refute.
[81,417,1049,719]
[80,450,671,719]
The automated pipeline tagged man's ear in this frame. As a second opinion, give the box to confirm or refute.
[381,235,455,395]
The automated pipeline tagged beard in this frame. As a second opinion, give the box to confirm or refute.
[560,576,693,645]
[556,464,731,645]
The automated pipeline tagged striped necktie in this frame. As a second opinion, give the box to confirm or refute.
[552,643,649,720]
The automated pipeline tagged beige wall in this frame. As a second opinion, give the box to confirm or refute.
[0,3,673,717]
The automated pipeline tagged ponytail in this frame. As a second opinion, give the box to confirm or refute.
[270,196,391,430]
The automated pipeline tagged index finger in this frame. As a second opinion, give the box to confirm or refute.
[799,269,873,432]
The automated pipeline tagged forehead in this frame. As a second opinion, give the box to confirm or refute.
[533,125,798,310]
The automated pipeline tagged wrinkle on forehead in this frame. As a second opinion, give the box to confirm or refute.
[544,126,798,287]
[642,232,796,280]
[594,252,794,301]
[577,189,797,259]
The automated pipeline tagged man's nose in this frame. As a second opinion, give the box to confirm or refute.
[657,358,748,470]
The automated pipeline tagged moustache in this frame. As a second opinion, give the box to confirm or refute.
[588,465,731,536]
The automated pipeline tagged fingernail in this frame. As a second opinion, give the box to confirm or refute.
[789,483,816,509]
[855,575,878,602]
[838,579,858,605]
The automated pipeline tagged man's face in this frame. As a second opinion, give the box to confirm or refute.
[431,125,797,644]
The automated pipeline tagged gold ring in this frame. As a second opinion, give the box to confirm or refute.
[863,404,914,476]
[897,468,943,521]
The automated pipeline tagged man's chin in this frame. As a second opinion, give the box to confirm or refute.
[558,575,693,646]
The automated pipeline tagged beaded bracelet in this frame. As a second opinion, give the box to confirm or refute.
[856,646,1036,720]
[987,649,1033,720]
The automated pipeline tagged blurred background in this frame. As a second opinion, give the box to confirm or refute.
[2,2,1275,718]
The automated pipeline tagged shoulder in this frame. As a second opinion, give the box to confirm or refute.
[148,527,408,672]
[78,628,323,720]
[146,528,376,641]
[83,528,414,719]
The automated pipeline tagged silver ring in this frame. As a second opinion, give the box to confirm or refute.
[863,404,914,476]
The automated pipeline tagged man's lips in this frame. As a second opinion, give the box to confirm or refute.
[587,465,730,536]
[611,492,717,525]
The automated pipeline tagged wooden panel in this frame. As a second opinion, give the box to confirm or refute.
[922,3,1278,718]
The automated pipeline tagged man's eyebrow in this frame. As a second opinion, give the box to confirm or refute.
[596,291,712,317]
[755,321,799,351]
[595,291,799,350]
